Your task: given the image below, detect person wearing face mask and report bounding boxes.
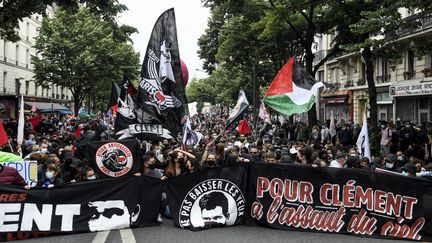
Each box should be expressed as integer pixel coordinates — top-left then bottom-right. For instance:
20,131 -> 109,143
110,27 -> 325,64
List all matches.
39,142 -> 49,154
134,154 -> 164,179
76,166 -> 98,182
401,163 -> 417,177
398,121 -> 415,153
380,121 -> 392,157
383,154 -> 402,173
36,163 -> 63,188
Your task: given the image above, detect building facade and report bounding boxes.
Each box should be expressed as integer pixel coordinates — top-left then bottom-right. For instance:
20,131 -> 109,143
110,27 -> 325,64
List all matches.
314,9 -> 432,125
0,6 -> 72,119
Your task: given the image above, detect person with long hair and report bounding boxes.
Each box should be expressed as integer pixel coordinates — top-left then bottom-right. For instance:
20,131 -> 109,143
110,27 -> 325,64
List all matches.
163,149 -> 195,178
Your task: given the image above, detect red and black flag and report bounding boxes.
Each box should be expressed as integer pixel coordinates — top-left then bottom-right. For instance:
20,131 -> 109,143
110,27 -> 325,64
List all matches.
114,77 -> 138,140
108,81 -> 121,116
136,8 -> 187,140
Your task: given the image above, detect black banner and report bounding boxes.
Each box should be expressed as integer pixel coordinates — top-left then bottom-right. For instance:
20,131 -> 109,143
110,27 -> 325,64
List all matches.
88,140 -> 142,178
166,164 -> 248,230
0,176 -> 163,241
246,163 -> 432,241
137,8 -> 187,140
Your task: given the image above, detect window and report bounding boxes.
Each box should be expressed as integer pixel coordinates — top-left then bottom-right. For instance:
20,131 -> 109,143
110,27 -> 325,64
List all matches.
15,78 -> 20,95
360,63 -> 366,82
2,72 -> 6,93
26,22 -> 30,41
26,49 -> 29,69
25,81 -> 29,95
318,70 -> 324,82
406,49 -> 415,79
3,41 -> 6,62
377,57 -> 390,83
428,53 -> 432,68
15,45 -> 19,66
348,64 -> 355,81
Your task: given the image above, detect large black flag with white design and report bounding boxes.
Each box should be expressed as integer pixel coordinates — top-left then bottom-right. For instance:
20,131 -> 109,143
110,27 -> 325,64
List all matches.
137,8 -> 187,140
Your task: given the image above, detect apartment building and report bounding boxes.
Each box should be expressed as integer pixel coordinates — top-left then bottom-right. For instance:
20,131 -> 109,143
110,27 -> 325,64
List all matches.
314,9 -> 432,125
0,6 -> 72,119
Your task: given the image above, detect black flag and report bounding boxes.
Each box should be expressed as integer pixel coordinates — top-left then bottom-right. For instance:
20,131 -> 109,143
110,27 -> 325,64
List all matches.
114,77 -> 138,140
137,8 -> 187,140
108,81 -> 121,114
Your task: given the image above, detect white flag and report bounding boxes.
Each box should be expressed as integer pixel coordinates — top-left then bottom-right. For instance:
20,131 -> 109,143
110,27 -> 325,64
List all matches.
17,95 -> 25,145
356,115 -> 371,160
330,110 -> 337,137
259,101 -> 271,124
188,102 -> 198,117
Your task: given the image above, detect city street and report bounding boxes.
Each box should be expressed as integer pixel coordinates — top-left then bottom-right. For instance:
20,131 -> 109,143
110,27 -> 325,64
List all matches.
14,220 -> 410,243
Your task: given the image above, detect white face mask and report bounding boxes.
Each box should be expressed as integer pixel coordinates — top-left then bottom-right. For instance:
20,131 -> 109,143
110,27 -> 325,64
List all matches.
385,162 -> 394,169
87,175 -> 96,180
401,171 -> 408,176
41,148 -> 48,154
46,171 -> 54,180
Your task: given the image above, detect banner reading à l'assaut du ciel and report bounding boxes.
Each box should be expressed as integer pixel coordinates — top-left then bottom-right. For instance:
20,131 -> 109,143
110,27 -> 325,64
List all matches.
246,163 -> 432,241
165,164 -> 248,231
0,176 -> 163,241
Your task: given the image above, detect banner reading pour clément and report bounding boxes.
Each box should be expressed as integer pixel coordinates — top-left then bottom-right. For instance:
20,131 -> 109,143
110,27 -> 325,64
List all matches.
247,163 -> 432,241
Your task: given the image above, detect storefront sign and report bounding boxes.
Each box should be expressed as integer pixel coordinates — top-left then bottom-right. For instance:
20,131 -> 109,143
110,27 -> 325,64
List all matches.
390,83 -> 432,97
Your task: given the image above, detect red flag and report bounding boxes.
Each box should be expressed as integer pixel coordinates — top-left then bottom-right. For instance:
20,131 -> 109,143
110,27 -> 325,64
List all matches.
236,118 -> 251,135
0,121 -> 8,147
28,115 -> 43,129
75,125 -> 81,139
111,104 -> 118,113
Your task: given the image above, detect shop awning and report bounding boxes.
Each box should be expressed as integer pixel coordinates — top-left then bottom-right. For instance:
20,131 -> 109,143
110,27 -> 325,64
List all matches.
24,102 -> 72,114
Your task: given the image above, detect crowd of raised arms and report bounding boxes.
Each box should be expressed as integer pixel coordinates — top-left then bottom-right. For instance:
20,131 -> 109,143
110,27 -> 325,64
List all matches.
1,111 -> 432,192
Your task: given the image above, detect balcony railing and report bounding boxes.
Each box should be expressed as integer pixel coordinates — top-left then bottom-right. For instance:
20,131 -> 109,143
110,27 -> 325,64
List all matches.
394,13 -> 432,38
376,74 -> 391,83
344,80 -> 354,88
357,78 -> 366,86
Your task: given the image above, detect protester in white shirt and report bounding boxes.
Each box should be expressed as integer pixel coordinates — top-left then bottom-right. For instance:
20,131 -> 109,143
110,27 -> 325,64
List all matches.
329,153 -> 348,168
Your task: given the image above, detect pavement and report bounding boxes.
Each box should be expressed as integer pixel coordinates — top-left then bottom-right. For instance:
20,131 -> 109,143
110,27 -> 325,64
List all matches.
11,220 -> 411,243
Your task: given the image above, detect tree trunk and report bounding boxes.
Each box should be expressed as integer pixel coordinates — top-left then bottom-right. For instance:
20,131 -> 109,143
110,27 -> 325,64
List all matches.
362,46 -> 379,156
73,93 -> 80,117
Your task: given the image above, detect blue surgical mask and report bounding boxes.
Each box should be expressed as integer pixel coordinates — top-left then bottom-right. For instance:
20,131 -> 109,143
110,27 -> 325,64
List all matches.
41,148 -> 48,154
46,171 -> 54,180
87,175 -> 96,180
401,171 -> 408,176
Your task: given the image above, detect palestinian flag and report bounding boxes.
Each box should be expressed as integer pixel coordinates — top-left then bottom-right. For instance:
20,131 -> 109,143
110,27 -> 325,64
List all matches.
264,57 -> 323,116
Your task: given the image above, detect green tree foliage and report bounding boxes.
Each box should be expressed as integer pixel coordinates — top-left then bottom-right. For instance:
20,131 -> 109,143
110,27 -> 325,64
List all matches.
32,7 -> 140,115
0,0 -> 136,42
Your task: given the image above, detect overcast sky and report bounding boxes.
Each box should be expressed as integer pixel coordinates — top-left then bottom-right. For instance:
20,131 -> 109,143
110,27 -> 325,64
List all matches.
117,0 -> 210,80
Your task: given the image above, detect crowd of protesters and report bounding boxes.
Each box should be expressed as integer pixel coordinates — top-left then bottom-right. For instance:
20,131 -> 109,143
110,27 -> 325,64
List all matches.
1,111 -> 432,193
